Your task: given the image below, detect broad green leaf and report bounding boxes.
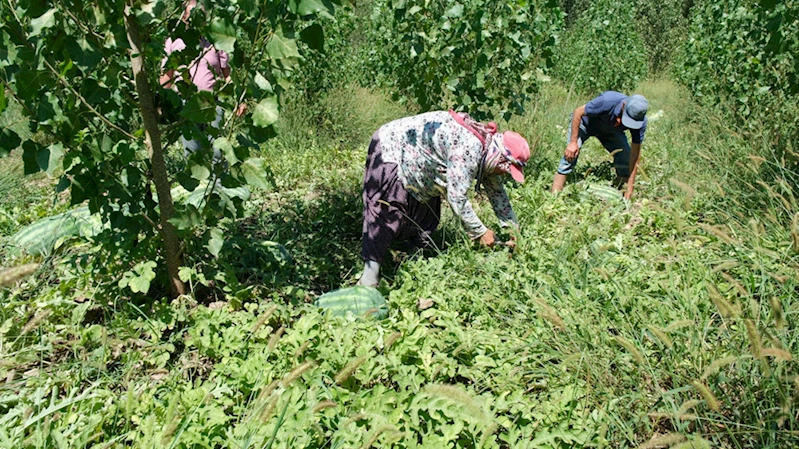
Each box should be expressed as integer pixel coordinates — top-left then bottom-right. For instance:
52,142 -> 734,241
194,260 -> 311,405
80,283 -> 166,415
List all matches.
66,37 -> 102,72
207,228 -> 224,257
445,3 -> 464,18
300,23 -> 324,52
0,128 -> 20,157
266,28 -> 300,60
239,158 -> 270,189
180,91 -> 217,123
209,18 -> 237,54
189,163 -> 211,181
213,137 -> 238,165
37,93 -> 65,125
290,0 -> 330,16
252,96 -> 279,128
22,141 -> 42,174
254,72 -> 272,92
38,143 -> 64,177
136,1 -> 166,26
30,9 -> 57,38
0,31 -> 19,68
169,205 -> 203,231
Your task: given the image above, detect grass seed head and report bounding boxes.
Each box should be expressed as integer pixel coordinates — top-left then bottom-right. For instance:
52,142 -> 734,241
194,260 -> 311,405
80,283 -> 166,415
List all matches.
384,331 -> 402,351
701,356 -> 738,380
335,354 -> 368,385
251,304 -> 279,333
761,347 -> 792,362
267,326 -> 286,352
21,309 -> 52,335
637,432 -> 685,449
646,325 -> 673,349
770,297 -> 785,329
294,340 -> 312,359
665,320 -> 694,332
282,361 -> 315,386
614,336 -> 645,365
312,400 -> 337,413
690,380 -> 720,412
0,263 -> 39,287
707,284 -> 740,318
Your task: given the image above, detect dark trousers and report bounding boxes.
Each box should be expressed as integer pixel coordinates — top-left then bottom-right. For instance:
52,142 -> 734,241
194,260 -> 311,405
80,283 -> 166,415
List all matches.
361,133 -> 441,263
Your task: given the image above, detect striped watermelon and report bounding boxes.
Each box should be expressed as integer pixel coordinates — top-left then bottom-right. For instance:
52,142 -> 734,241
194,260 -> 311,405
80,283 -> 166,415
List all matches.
8,206 -> 102,256
584,183 -> 624,202
315,286 -> 388,319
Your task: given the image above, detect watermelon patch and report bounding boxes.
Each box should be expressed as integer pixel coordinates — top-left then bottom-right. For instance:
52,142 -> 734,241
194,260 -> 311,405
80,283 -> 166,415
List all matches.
314,286 -> 388,320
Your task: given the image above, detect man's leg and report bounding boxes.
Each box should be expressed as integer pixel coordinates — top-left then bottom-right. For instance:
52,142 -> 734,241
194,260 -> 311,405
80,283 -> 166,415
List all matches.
597,132 -> 631,189
552,113 -> 588,193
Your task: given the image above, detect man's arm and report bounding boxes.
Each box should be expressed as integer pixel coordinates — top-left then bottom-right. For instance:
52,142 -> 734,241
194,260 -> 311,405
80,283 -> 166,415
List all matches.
625,143 -> 641,199
565,104 -> 586,162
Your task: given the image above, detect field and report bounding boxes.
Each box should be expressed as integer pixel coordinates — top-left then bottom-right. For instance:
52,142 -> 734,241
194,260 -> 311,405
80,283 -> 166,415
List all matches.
1,77 -> 797,448
1,1 -> 799,447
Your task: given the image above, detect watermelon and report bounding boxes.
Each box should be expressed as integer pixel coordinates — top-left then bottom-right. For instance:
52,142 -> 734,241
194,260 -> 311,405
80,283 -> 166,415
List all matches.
314,286 -> 388,319
8,206 -> 103,256
583,183 -> 624,202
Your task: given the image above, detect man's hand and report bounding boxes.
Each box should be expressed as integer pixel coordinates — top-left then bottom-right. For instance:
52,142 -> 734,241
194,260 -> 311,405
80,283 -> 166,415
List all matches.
478,229 -> 496,247
564,141 -> 580,162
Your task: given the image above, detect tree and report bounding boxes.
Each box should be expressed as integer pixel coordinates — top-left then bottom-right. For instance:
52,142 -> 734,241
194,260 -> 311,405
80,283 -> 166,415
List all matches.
0,0 -> 337,298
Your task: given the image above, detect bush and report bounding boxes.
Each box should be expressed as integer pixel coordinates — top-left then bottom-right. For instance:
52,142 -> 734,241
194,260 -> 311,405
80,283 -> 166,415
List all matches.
551,0 -> 648,95
675,0 -> 799,210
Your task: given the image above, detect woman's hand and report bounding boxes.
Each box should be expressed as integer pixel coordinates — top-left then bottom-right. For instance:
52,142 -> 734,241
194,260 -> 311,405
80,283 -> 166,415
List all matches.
478,229 -> 496,247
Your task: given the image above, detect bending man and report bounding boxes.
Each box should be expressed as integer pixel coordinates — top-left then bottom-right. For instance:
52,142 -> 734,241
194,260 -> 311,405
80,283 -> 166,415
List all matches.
552,91 -> 648,199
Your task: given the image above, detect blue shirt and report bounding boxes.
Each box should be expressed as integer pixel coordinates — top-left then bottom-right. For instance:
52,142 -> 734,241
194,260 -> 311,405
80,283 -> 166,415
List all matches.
582,91 -> 647,144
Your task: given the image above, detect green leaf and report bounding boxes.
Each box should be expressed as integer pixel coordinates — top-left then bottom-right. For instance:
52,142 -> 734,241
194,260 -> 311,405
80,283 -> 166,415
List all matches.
252,96 -> 279,128
207,228 -> 224,257
0,128 -> 20,157
300,24 -> 324,52
22,141 -> 42,174
180,91 -> 217,123
213,137 -> 238,165
136,1 -> 166,26
0,31 -> 19,69
66,37 -> 103,72
0,87 -> 5,115
209,18 -> 237,54
445,3 -> 464,18
266,28 -> 300,60
254,72 -> 272,92
37,93 -> 65,125
292,0 -> 331,16
38,143 -> 64,177
239,158 -> 270,189
120,261 -> 157,294
189,164 -> 211,181
30,9 -> 57,38
169,205 -> 202,230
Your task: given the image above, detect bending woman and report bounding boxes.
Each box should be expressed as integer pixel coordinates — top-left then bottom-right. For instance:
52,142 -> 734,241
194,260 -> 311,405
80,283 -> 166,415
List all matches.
358,110 -> 531,287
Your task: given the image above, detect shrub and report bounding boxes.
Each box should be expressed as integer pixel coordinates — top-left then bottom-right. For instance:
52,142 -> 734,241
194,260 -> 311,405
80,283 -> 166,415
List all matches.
551,0 -> 648,95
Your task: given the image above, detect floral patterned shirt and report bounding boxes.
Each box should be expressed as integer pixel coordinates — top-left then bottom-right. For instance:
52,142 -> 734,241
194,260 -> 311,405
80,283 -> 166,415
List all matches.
377,111 -> 518,239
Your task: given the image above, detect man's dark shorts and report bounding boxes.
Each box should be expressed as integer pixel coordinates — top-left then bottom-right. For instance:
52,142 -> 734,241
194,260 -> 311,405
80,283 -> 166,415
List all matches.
557,113 -> 631,177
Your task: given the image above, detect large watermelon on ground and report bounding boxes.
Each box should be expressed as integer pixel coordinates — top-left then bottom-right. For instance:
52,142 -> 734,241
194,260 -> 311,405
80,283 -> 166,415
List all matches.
314,286 -> 388,319
8,206 -> 102,256
583,183 -> 624,202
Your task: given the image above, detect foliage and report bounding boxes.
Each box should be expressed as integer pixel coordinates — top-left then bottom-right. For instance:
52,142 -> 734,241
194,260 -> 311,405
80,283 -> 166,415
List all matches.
2,80 -> 799,448
633,0 -> 690,73
0,0 -> 340,296
369,0 -> 562,120
675,0 -> 799,190
551,0 -> 648,95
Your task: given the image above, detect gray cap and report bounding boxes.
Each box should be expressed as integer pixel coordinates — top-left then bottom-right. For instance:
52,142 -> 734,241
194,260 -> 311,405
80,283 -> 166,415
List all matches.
621,94 -> 648,130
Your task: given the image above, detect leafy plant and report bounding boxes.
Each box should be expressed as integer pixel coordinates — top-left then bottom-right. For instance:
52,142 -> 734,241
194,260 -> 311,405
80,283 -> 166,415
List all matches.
370,0 -> 562,120
0,0 -> 340,297
551,0 -> 648,95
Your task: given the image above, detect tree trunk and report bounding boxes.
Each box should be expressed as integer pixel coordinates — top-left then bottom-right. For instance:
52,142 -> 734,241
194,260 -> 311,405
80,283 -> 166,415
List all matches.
125,12 -> 186,298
